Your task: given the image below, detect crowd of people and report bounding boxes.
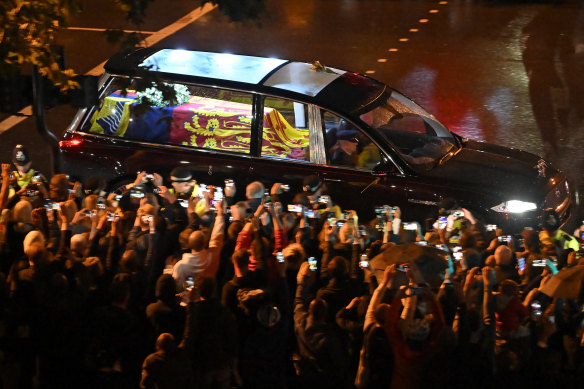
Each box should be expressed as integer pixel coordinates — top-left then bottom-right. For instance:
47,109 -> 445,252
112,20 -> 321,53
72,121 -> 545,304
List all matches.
1,144 -> 584,389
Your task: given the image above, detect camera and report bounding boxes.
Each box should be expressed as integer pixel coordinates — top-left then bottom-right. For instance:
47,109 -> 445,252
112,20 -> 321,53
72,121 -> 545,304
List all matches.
308,257 -> 317,271
497,235 -> 512,243
107,212 -> 119,222
486,224 -> 497,231
97,197 -> 106,210
225,179 -> 234,188
145,173 -> 154,181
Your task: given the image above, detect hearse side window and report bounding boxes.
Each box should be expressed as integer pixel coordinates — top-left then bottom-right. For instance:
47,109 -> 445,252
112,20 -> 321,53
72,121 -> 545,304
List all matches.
82,78 -> 254,154
323,111 -> 382,171
260,97 -> 310,162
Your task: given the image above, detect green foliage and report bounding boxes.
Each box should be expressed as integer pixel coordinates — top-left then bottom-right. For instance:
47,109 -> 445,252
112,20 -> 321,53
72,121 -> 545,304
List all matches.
0,0 -> 264,103
0,0 -> 82,90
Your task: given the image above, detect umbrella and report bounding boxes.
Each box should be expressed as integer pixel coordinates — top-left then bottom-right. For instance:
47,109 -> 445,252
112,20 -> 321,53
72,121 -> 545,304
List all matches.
369,243 -> 450,288
539,265 -> 584,300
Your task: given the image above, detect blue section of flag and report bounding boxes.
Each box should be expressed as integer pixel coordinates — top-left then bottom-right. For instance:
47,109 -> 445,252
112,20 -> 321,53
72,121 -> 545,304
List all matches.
96,100 -> 126,135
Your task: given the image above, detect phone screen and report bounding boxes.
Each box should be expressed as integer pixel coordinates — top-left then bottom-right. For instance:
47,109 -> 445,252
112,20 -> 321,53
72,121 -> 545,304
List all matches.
276,251 -> 285,263
308,257 -> 317,271
438,217 -> 447,229
518,257 -> 526,271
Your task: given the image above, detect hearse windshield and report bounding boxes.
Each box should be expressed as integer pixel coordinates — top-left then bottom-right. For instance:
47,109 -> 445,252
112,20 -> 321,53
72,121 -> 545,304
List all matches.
360,90 -> 459,170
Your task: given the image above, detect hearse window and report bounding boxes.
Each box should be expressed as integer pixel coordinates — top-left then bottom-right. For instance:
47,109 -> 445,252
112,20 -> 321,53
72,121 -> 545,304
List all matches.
83,79 -> 254,154
260,97 -> 310,162
323,112 -> 382,170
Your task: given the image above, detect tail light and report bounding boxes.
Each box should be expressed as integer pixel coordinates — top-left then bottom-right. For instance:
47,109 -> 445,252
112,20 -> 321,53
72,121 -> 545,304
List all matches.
59,138 -> 82,148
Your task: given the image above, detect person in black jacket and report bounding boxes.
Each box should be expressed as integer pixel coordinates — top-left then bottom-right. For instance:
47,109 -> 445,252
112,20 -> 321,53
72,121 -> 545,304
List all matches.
181,274 -> 238,389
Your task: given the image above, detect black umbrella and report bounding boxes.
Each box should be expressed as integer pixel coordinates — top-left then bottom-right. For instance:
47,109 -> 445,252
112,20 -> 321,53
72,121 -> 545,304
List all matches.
369,243 -> 450,288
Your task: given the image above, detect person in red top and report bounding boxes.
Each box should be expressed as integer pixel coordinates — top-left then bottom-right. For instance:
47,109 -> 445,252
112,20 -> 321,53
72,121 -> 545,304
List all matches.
495,279 -> 530,338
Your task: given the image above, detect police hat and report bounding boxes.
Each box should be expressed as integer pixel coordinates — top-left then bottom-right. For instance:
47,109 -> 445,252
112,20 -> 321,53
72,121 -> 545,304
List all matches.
12,144 -> 30,166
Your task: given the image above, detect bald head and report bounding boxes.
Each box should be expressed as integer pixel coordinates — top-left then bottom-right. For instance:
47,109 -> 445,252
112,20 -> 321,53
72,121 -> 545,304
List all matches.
188,230 -> 206,252
495,245 -> 513,266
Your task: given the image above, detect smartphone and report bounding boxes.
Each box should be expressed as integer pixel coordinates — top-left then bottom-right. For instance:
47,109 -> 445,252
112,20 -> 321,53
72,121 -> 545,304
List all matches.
486,224 -> 497,231
452,210 -> 464,218
198,184 -> 207,198
145,173 -> 154,181
533,259 -> 547,267
114,194 -> 123,202
44,200 -> 53,209
336,221 -> 345,228
518,257 -> 526,271
130,189 -> 145,199
453,252 -> 464,261
498,235 -> 512,243
185,276 -> 194,291
106,212 -> 117,221
97,197 -> 106,210
214,187 -> 223,202
276,251 -> 285,263
415,241 -> 428,246
305,210 -> 316,218
308,257 -> 317,271
396,264 -> 409,272
52,202 -> 61,211
531,301 -> 542,316
359,253 -> 368,268
288,204 -> 302,213
403,222 -> 417,231
434,244 -> 448,251
225,179 -> 234,188
452,246 -> 462,253
178,199 -> 189,208
327,217 -> 337,226
318,195 -> 330,204
438,216 -> 447,229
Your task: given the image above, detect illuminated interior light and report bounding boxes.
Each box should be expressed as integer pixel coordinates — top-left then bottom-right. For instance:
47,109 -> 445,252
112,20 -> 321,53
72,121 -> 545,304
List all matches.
429,9 -> 439,13
419,19 -> 429,23
377,58 -> 387,63
388,48 -> 399,52
365,70 -> 376,74
410,28 -> 419,32
399,38 -> 409,42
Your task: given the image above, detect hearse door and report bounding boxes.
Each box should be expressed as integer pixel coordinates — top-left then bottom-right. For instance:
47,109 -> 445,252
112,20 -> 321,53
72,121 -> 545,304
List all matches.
247,96 -> 320,199
317,110 -> 410,223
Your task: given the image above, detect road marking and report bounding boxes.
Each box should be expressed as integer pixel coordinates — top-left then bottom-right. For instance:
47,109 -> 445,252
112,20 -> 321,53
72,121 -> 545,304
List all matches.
65,27 -> 155,34
0,2 -> 217,134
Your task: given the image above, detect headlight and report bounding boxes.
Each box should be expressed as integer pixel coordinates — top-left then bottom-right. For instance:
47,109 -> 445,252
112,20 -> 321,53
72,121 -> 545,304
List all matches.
491,200 -> 537,213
